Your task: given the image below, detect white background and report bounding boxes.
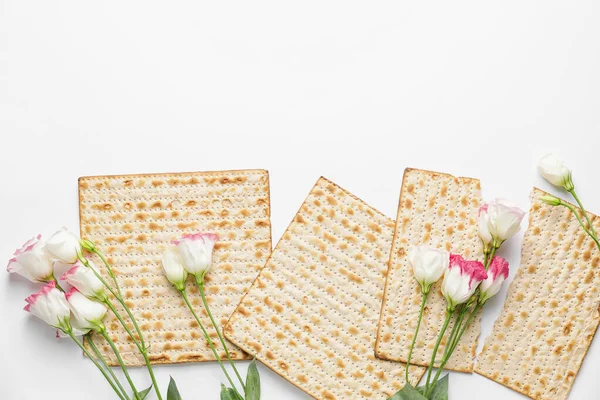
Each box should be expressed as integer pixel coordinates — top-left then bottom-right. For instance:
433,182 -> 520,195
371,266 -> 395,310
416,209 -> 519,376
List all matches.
1,1 -> 599,399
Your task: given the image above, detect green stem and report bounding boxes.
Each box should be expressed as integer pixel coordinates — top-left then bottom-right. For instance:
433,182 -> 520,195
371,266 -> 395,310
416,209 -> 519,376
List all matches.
93,249 -> 125,299
87,334 -> 131,400
50,274 -> 66,292
180,288 -> 242,398
485,247 -> 497,269
561,203 -> 600,251
100,329 -> 140,400
405,293 -> 428,383
424,310 -> 454,393
442,305 -> 464,361
569,189 -> 598,238
196,276 -> 246,391
80,254 -> 163,400
428,303 -> 482,395
68,331 -> 127,400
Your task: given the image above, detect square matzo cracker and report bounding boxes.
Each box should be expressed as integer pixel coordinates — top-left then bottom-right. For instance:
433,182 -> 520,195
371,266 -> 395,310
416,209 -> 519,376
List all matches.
475,188 -> 600,400
79,169 -> 271,365
376,168 -> 483,372
224,177 -> 425,400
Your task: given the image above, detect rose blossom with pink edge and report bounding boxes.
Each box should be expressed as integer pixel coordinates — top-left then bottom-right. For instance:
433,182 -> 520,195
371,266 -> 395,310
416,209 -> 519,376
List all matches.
441,254 -> 487,311
173,232 -> 219,277
479,199 -> 526,249
61,260 -> 106,301
24,281 -> 71,331
479,256 -> 510,303
7,234 -> 55,283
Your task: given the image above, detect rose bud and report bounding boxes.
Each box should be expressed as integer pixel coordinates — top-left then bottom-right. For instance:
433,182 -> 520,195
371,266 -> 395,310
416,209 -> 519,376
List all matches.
7,235 -> 55,283
479,199 -> 526,248
479,256 -> 510,303
408,246 -> 448,294
24,281 -> 71,332
441,254 -> 487,312
45,227 -> 82,264
66,288 -> 107,333
173,233 -> 219,277
540,194 -> 562,206
161,248 -> 188,291
538,154 -> 574,191
61,260 -> 106,301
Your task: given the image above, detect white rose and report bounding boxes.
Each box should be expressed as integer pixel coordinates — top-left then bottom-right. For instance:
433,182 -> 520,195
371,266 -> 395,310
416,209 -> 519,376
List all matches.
538,154 -> 574,191
173,233 -> 219,278
45,227 -> 82,264
408,246 -> 448,294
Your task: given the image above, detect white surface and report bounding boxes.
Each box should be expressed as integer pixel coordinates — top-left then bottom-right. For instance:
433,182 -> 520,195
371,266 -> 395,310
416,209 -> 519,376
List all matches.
1,1 -> 599,399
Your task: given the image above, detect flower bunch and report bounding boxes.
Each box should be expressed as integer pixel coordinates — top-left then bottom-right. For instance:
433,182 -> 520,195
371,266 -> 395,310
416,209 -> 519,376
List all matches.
538,154 -> 599,251
7,229 -> 165,400
162,233 -> 261,400
397,198 -> 524,399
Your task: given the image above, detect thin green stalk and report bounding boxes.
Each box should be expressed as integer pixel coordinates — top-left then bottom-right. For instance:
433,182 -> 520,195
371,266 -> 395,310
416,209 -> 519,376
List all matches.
196,276 -> 246,391
50,274 -> 66,292
424,310 -> 454,393
87,334 -> 130,400
93,248 -> 125,299
68,331 -> 127,400
442,305 -> 464,361
485,247 -> 497,269
569,189 -> 598,238
100,329 -> 140,400
428,303 -> 482,394
405,293 -> 428,383
180,289 -> 242,398
561,203 -> 600,250
80,255 -> 163,400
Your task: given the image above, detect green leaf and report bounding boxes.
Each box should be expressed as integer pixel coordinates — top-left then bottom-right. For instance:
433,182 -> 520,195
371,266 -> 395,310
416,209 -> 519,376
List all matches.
137,385 -> 153,400
244,359 -> 261,400
388,383 -> 428,400
167,376 -> 182,400
220,384 -> 243,400
429,374 -> 449,400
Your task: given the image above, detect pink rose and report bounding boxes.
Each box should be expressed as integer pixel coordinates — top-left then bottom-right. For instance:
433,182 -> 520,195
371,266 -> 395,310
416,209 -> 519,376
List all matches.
479,256 -> 509,303
441,254 -> 487,311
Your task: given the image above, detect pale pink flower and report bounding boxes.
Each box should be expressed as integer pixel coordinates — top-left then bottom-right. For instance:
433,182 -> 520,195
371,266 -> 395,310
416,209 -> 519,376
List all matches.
24,281 -> 71,331
172,233 -> 219,277
7,235 -> 54,282
61,261 -> 106,301
479,199 -> 526,248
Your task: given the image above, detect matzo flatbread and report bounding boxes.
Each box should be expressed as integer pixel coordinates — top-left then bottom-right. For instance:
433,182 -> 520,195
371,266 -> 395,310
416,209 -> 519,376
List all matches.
224,177 -> 425,399
78,169 -> 271,365
376,168 -> 483,372
475,188 -> 600,400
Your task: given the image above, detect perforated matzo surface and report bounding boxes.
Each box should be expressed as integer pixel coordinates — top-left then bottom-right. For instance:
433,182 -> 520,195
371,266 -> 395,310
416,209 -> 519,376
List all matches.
224,177 -> 425,400
78,169 -> 271,365
475,188 -> 600,400
376,168 -> 483,372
